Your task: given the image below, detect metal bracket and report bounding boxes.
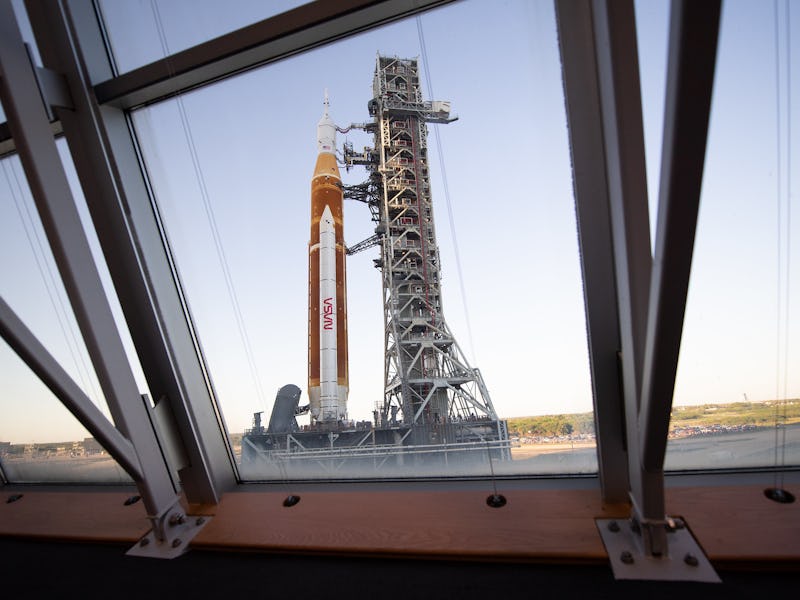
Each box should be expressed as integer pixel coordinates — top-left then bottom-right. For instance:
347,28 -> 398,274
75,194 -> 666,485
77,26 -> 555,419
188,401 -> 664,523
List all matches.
25,44 -> 73,121
144,394 -> 190,475
597,517 -> 720,582
127,505 -> 211,559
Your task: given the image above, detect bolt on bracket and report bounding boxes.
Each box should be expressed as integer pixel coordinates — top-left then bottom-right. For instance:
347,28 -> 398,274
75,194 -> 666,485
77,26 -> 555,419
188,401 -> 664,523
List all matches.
127,507 -> 211,559
596,517 -> 720,582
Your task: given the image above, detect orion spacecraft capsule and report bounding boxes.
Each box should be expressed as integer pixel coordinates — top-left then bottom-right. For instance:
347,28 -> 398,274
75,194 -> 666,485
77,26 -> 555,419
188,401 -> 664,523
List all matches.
308,93 -> 349,423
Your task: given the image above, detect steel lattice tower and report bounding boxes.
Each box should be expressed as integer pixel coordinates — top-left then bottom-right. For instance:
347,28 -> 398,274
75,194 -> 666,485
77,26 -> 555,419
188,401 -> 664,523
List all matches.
345,56 -> 506,448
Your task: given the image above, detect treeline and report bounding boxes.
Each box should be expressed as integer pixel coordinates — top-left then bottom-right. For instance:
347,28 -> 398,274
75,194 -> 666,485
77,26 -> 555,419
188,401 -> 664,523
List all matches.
506,399 -> 800,438
670,400 -> 800,427
506,412 -> 595,438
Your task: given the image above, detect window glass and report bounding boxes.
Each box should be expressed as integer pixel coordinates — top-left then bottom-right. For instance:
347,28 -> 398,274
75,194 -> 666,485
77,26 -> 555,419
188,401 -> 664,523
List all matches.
0,150 -> 134,483
129,0 -> 596,480
661,0 -> 800,470
96,0 -> 312,74
0,340 -> 131,483
634,0 -> 669,250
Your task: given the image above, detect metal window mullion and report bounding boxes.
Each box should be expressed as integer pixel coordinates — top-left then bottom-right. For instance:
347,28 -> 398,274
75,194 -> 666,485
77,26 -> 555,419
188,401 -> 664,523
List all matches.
554,0 -> 629,503
93,0 -> 456,110
587,0 -> 721,560
591,0 -> 653,402
0,0 -> 177,517
0,446 -> 7,484
590,0 -> 656,527
22,0 -> 237,502
638,0 -> 721,471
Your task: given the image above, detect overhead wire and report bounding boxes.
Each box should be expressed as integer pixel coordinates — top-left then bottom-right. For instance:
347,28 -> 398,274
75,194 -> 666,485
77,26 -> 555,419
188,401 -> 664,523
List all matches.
1,158 -> 102,408
781,0 -> 792,476
772,0 -> 792,490
772,0 -> 783,489
149,1 -> 268,414
778,0 -> 792,488
416,15 -> 478,366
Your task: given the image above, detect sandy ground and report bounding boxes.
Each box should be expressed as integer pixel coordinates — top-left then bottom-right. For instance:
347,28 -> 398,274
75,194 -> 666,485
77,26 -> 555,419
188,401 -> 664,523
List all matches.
4,426 -> 798,482
511,441 -> 596,458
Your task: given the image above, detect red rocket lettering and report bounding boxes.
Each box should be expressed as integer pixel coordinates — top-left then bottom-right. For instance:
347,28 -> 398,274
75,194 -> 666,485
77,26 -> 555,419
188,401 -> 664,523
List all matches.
323,297 -> 334,330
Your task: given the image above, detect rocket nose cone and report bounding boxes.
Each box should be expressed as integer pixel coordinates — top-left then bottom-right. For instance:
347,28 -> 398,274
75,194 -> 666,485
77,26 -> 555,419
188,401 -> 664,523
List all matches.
320,203 -> 334,226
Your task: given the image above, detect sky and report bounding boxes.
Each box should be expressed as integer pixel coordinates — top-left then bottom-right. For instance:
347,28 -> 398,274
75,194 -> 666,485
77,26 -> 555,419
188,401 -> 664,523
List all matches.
0,0 -> 798,445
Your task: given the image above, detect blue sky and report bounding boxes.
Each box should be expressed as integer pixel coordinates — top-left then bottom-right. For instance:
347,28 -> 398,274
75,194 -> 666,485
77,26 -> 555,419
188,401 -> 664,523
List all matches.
1,0 -> 798,444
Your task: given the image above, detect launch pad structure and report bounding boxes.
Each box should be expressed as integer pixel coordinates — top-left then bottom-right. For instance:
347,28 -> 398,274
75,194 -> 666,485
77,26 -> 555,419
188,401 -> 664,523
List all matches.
242,56 -> 509,474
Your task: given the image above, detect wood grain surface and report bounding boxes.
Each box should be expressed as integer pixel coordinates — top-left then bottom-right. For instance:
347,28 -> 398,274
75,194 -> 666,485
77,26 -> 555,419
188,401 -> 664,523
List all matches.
0,490 -> 148,542
1,484 -> 797,564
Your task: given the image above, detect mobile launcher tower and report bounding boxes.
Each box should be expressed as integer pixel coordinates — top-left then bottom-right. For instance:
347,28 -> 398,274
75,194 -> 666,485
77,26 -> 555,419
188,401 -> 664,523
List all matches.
344,55 -> 508,454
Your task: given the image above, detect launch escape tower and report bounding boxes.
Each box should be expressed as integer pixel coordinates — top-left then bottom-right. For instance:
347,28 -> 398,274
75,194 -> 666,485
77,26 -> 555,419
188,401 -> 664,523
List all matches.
344,56 -> 507,449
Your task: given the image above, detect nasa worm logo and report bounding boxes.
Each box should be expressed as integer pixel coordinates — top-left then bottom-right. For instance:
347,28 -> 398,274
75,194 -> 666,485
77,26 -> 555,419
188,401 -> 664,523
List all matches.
323,297 -> 335,330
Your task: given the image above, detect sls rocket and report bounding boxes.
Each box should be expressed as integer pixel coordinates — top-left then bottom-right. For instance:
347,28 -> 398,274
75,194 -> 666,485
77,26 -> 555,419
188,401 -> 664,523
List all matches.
308,92 -> 348,423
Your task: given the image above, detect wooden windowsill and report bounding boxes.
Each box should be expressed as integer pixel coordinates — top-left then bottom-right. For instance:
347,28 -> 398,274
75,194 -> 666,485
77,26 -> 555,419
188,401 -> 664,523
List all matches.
1,480 -> 797,566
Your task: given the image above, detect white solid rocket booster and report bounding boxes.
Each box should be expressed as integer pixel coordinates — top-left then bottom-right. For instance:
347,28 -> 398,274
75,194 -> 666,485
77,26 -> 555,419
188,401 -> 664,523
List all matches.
318,204 -> 339,420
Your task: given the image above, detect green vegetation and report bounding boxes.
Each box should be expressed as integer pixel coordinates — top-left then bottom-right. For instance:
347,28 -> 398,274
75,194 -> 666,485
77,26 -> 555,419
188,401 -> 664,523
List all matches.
670,400 -> 800,428
507,411 -> 595,438
506,399 -> 800,438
